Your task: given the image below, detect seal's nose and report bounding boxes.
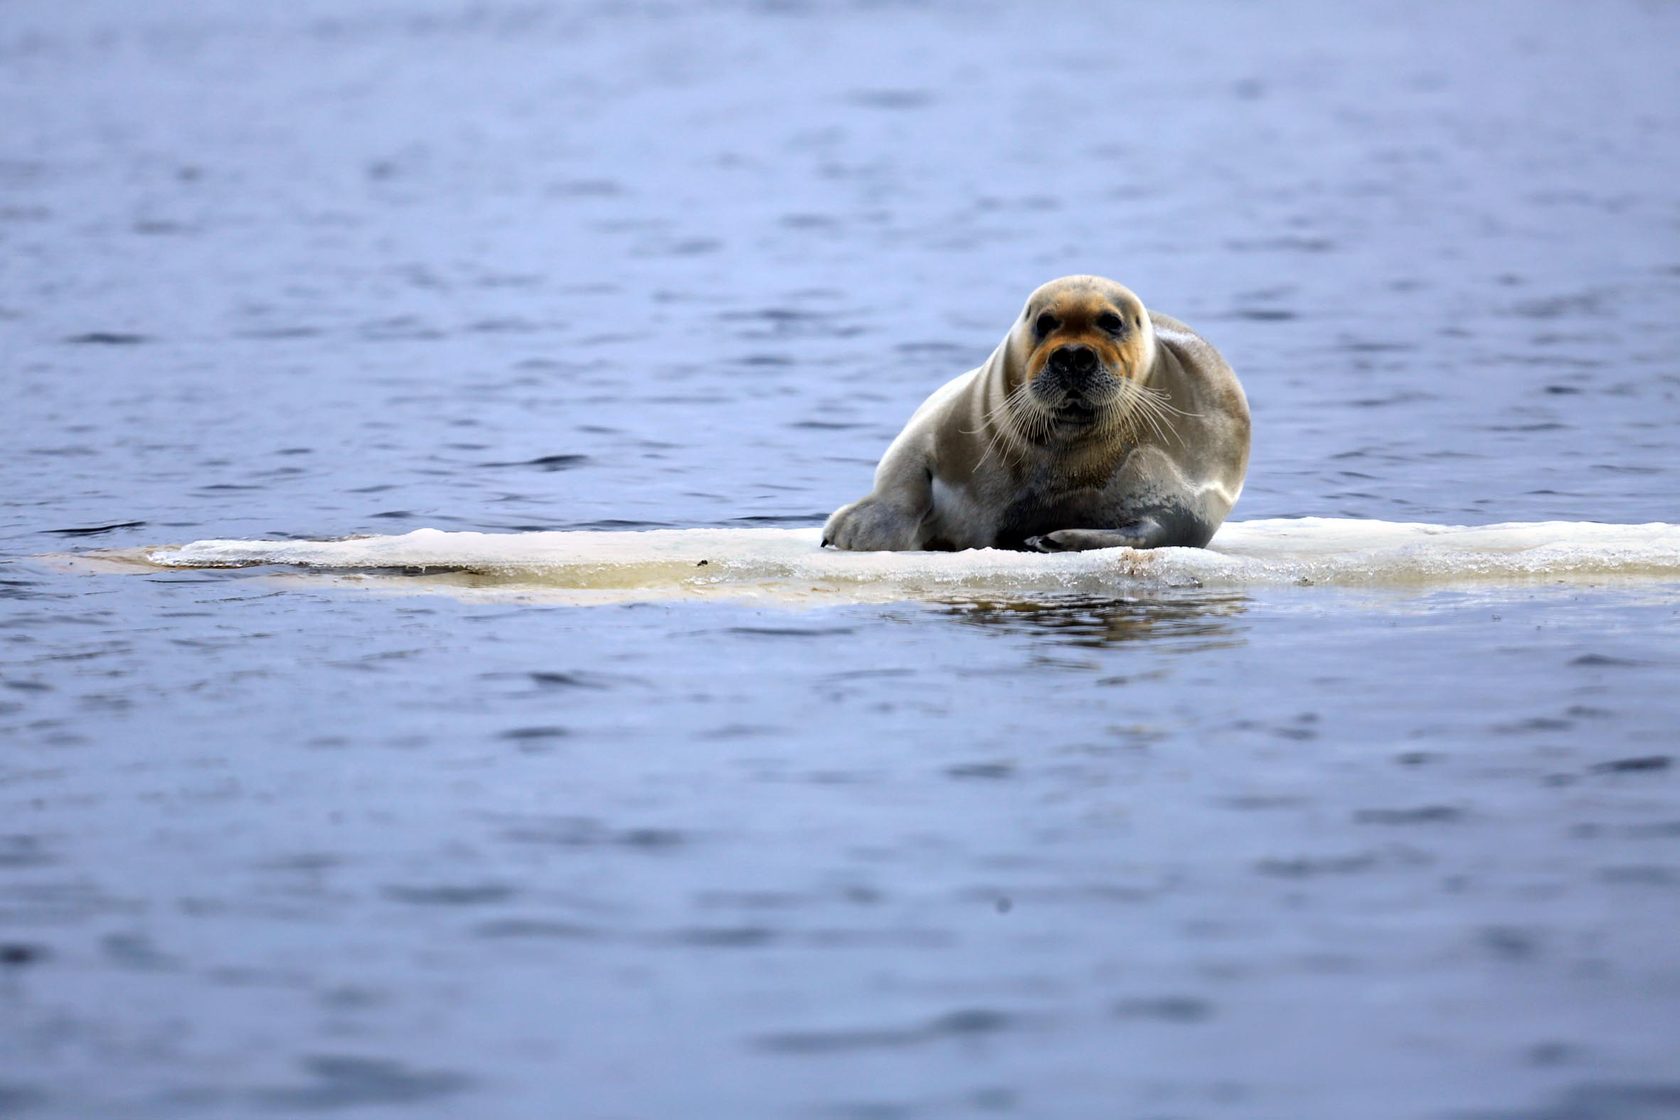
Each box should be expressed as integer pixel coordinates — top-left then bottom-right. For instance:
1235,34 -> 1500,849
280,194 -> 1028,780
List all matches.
1048,345 -> 1097,376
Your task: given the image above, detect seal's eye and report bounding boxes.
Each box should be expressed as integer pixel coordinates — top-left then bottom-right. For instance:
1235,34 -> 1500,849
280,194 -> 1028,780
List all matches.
1097,312 -> 1125,334
1034,312 -> 1059,339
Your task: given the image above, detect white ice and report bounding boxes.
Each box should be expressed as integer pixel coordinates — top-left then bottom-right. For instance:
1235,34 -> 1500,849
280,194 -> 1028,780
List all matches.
130,518 -> 1680,605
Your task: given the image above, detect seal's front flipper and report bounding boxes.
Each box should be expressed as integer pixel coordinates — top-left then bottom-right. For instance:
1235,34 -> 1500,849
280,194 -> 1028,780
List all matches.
1026,519 -> 1167,553
822,496 -> 928,551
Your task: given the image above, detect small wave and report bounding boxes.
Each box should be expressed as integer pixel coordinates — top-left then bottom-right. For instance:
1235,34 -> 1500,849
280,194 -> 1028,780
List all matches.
98,518 -> 1680,604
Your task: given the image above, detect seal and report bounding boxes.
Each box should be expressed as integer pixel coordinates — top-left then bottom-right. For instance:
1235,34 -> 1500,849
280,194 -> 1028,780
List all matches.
822,275 -> 1250,552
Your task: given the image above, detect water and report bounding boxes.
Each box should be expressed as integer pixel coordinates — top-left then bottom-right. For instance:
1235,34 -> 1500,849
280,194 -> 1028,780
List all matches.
4,1 -> 1680,1117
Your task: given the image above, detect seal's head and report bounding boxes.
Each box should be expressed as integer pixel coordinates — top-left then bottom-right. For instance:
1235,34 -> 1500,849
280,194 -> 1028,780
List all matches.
1007,275 -> 1158,430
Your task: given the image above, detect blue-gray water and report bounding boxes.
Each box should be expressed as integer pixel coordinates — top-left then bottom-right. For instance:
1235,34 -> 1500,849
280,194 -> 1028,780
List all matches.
3,2 -> 1679,1118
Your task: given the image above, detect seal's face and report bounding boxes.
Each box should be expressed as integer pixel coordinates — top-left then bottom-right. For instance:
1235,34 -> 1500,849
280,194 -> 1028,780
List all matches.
1013,277 -> 1155,432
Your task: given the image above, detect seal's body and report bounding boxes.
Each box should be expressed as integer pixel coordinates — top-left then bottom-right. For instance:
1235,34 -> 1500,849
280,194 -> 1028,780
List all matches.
823,276 -> 1250,552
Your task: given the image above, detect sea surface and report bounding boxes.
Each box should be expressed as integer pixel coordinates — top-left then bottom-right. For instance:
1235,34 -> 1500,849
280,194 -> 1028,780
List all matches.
4,2 -> 1680,1118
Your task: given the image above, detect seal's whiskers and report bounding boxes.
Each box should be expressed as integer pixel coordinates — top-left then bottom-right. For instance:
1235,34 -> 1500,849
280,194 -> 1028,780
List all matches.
1111,379 -> 1195,448
970,382 -> 1034,475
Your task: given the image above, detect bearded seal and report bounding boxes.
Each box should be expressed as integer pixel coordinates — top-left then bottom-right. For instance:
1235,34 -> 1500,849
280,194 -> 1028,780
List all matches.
822,275 -> 1250,552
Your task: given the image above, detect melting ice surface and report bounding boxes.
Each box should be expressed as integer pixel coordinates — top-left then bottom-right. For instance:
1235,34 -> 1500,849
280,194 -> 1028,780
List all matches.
132,518 -> 1680,604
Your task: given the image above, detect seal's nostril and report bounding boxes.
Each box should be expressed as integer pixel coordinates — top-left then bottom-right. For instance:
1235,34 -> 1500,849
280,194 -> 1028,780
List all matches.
1050,345 -> 1096,376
